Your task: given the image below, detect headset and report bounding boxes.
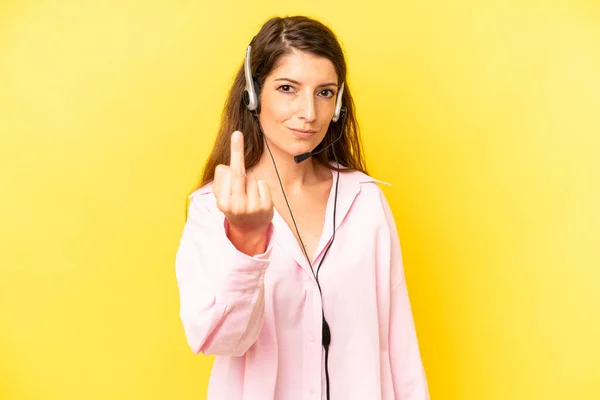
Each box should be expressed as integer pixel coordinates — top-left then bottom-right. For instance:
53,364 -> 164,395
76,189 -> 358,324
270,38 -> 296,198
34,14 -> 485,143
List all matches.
243,44 -> 347,163
242,41 -> 348,400
243,45 -> 345,120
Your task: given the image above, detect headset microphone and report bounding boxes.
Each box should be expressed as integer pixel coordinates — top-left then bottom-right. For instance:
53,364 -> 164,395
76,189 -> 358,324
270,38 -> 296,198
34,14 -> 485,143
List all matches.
293,106 -> 347,163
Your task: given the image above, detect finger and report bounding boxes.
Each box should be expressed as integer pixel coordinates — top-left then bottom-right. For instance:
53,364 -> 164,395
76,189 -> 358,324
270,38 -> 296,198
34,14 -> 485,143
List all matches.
213,164 -> 224,198
230,166 -> 245,200
216,166 -> 232,211
246,176 -> 259,211
257,180 -> 273,210
230,131 -> 245,176
230,131 -> 246,199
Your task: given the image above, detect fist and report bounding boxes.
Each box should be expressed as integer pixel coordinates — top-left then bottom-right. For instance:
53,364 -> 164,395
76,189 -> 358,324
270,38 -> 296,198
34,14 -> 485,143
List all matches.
213,131 -> 274,236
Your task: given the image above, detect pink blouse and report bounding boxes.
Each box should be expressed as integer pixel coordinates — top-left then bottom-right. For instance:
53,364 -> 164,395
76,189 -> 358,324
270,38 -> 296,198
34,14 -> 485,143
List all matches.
175,168 -> 430,399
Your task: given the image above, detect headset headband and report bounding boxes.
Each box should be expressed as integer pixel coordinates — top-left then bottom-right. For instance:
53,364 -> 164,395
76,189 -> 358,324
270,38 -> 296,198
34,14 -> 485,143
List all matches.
243,44 -> 344,122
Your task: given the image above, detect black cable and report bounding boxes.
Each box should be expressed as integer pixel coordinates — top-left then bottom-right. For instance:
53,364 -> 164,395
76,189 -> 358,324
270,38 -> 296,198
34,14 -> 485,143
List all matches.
255,114 -> 342,400
320,145 -> 339,400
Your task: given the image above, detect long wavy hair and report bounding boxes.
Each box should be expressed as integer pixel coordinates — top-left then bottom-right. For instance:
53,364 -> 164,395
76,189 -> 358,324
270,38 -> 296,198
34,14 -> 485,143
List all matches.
198,15 -> 368,187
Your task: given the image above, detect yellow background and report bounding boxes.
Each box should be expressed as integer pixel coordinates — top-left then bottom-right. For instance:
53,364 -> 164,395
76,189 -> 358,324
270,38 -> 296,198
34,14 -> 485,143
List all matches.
1,0 -> 599,399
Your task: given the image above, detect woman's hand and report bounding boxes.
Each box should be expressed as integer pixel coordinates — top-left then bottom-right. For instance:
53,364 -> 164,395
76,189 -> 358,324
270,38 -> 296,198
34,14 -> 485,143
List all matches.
213,131 -> 274,254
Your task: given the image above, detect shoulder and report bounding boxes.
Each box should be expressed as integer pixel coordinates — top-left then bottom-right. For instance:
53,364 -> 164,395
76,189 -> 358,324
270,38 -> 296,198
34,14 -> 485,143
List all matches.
337,166 -> 392,199
184,181 -> 220,221
185,165 -> 393,210
333,165 -> 395,223
188,181 -> 215,199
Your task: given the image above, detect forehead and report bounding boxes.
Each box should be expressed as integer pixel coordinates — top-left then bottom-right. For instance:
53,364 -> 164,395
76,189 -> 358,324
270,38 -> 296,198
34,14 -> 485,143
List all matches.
267,50 -> 338,84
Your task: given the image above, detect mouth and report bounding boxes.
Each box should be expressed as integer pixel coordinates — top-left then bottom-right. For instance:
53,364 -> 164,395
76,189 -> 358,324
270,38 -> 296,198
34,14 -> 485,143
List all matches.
288,127 -> 318,139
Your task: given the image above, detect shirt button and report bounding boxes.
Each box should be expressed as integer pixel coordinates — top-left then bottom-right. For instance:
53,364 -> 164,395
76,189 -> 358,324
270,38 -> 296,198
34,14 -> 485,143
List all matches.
309,333 -> 317,342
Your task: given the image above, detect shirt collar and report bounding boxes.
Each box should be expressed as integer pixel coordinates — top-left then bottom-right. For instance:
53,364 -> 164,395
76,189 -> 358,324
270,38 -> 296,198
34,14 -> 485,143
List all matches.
186,166 -> 390,272
188,165 -> 390,199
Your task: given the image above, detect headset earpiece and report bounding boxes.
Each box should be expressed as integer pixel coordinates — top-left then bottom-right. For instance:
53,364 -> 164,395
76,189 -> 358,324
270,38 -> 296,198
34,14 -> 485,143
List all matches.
243,45 -> 260,114
332,82 -> 345,122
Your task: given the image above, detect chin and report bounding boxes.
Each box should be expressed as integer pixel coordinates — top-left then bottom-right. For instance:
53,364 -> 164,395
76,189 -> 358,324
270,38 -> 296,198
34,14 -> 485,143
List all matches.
289,134 -> 326,151
283,144 -> 312,160
265,128 -> 325,159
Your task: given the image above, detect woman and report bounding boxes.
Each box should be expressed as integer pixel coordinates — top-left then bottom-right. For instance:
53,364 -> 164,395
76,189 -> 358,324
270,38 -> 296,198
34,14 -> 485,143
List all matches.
175,15 -> 430,400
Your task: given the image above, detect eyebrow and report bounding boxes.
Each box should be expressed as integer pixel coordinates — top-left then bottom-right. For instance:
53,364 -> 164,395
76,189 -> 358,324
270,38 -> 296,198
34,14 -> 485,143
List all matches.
274,78 -> 338,88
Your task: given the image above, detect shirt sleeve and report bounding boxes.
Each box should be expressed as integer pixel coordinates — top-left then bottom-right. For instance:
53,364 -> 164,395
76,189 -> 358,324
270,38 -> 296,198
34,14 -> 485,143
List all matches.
175,193 -> 275,357
379,190 -> 430,399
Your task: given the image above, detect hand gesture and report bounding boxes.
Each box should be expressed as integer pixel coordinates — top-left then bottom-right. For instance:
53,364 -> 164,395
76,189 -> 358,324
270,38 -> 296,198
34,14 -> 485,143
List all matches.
213,131 -> 274,237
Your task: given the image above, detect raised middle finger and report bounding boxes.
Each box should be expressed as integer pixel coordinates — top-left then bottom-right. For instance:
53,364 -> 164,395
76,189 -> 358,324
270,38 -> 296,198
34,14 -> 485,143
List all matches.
230,131 -> 246,197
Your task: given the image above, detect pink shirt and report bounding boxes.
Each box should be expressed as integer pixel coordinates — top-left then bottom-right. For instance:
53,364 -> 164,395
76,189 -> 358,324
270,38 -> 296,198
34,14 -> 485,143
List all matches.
175,168 -> 430,399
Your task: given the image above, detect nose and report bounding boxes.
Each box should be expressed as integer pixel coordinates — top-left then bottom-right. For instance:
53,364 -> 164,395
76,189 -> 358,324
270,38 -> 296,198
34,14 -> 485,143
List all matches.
297,90 -> 317,122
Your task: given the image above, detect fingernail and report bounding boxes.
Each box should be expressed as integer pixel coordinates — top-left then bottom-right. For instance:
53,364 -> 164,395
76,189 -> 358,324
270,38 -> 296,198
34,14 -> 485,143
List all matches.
233,131 -> 241,140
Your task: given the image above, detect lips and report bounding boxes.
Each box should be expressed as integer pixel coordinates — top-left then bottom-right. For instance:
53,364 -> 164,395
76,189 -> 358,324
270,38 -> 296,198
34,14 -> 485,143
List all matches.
288,128 -> 318,139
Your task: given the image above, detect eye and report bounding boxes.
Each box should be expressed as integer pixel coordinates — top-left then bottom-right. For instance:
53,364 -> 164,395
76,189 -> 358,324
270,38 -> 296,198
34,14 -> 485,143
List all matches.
319,89 -> 335,98
277,85 -> 294,93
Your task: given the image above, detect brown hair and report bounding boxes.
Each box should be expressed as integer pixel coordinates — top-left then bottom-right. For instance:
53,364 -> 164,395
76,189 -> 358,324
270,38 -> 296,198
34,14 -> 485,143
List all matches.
198,15 -> 368,187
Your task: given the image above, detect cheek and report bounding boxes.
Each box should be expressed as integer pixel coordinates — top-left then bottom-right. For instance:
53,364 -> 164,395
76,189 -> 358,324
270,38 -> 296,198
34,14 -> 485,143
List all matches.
317,104 -> 335,129
261,94 -> 292,121
319,106 -> 334,123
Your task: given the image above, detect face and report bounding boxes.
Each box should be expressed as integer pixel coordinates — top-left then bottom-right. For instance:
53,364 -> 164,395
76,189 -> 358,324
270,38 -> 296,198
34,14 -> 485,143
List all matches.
258,49 -> 340,161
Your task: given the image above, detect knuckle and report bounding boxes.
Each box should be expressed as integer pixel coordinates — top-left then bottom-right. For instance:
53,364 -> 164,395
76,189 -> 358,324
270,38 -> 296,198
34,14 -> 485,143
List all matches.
246,203 -> 257,214
215,164 -> 230,176
231,200 -> 246,215
216,201 -> 227,212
